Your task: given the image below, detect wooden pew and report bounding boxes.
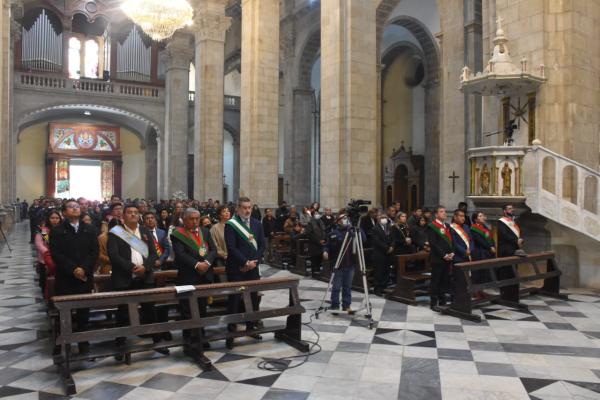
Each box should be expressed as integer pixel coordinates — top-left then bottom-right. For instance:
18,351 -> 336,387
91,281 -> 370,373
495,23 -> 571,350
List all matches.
52,276 -> 308,395
385,252 -> 431,305
445,252 -> 566,322
291,238 -> 310,276
269,233 -> 293,269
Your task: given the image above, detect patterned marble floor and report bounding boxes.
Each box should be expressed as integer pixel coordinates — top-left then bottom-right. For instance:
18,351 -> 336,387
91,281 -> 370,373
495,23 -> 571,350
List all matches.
1,222 -> 600,400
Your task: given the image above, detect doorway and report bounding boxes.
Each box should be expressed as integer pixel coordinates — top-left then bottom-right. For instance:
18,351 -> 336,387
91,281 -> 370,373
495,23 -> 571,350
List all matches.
68,159 -> 102,200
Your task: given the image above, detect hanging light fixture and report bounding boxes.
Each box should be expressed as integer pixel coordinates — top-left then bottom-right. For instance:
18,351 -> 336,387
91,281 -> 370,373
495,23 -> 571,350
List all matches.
121,0 -> 194,42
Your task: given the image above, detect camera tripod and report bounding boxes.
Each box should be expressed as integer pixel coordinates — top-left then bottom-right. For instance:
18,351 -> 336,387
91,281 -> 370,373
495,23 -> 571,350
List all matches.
315,225 -> 374,329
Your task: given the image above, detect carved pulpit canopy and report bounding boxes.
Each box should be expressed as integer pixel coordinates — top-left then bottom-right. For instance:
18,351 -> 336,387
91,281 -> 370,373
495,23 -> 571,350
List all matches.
460,16 -> 546,97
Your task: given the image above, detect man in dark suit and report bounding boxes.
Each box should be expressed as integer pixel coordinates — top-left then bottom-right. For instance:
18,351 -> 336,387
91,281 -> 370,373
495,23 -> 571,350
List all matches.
427,206 -> 454,311
107,204 -> 168,355
369,211 -> 395,296
450,209 -> 474,264
50,199 -> 99,354
224,197 -> 266,348
497,204 -> 523,257
304,211 -> 328,277
171,208 -> 217,347
143,212 -> 171,270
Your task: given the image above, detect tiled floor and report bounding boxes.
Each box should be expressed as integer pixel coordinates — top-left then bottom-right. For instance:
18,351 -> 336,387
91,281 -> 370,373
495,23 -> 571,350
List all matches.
1,222 -> 600,399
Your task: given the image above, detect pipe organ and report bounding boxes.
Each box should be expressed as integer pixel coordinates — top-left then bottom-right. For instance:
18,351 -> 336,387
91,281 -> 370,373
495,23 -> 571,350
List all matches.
21,9 -> 63,73
116,26 -> 151,82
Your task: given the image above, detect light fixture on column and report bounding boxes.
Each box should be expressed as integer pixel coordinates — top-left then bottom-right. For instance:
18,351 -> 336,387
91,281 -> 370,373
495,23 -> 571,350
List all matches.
121,0 -> 194,42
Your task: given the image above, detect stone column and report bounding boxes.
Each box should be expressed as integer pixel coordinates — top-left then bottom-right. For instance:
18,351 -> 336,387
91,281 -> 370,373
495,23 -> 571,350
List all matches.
192,0 -> 231,202
161,33 -> 193,199
0,0 -> 12,204
463,0 -> 483,195
320,0 -> 378,208
291,88 -> 313,205
239,0 -> 279,208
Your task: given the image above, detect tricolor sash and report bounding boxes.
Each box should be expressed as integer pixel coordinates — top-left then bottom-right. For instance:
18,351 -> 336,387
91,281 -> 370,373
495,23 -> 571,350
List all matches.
153,237 -> 163,257
226,216 -> 258,250
499,217 -> 520,239
471,223 -> 494,246
171,227 -> 208,257
451,223 -> 471,252
428,220 -> 452,246
110,225 -> 149,258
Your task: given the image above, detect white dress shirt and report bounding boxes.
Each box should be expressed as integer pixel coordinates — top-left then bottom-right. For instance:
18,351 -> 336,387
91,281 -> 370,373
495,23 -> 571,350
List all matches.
124,224 -> 144,266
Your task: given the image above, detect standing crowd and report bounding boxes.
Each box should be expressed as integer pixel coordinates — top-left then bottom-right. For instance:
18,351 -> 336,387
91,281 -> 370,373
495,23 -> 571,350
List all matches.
25,194 -> 524,356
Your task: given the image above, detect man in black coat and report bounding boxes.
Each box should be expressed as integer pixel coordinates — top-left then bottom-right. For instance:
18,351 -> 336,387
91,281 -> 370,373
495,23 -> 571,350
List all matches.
224,197 -> 266,348
304,212 -> 328,277
426,206 -> 454,311
171,208 -> 217,303
107,204 -> 167,355
50,199 -> 99,354
369,211 -> 395,296
497,204 -> 523,257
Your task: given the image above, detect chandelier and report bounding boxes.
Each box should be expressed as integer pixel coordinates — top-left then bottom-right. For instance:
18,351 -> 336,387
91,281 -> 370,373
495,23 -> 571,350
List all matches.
121,0 -> 194,42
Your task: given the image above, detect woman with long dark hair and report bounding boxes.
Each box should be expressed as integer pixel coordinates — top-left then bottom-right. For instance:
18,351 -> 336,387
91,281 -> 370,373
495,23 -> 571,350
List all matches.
34,210 -> 62,299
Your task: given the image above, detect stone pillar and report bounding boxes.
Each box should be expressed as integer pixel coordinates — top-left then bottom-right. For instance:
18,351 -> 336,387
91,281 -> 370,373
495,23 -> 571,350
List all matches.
320,0 -> 378,208
145,128 -> 158,200
192,0 -> 231,202
291,88 -> 313,205
463,0 -> 483,195
438,0 -> 466,207
424,80 -> 441,207
161,33 -> 193,199
239,0 -> 279,207
0,0 -> 12,204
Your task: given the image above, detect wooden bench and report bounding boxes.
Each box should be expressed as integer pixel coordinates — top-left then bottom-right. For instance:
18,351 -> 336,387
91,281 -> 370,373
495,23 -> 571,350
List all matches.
385,252 -> 431,305
445,252 -> 566,322
291,238 -> 310,276
52,276 -> 308,395
269,233 -> 293,268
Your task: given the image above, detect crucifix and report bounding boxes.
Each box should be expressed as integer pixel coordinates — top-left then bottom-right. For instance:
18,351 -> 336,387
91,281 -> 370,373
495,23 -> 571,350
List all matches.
284,180 -> 290,196
448,171 -> 459,193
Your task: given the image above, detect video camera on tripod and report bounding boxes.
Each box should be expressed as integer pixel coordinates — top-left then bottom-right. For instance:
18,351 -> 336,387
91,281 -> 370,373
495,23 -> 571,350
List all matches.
346,199 -> 371,226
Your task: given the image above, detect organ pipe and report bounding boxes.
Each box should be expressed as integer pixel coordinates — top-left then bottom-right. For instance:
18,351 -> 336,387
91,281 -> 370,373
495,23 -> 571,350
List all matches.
22,9 -> 62,72
117,25 -> 151,82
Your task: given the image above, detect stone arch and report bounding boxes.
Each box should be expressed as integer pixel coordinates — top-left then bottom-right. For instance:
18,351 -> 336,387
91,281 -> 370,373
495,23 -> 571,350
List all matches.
387,15 -> 440,85
380,17 -> 441,207
16,103 -> 163,146
295,27 -> 320,89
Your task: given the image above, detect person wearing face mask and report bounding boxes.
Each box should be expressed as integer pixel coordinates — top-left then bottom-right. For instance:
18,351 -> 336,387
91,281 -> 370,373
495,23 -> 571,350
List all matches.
304,208 -> 329,278
369,211 -> 395,296
326,213 -> 366,312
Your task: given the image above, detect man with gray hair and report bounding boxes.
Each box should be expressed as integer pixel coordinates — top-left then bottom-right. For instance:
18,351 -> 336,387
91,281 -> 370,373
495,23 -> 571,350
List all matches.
171,207 -> 217,345
224,197 -> 266,348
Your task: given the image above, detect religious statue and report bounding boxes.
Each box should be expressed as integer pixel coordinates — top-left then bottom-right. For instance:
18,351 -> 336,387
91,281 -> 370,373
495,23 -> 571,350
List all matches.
501,162 -> 512,196
480,163 -> 490,195
461,66 -> 470,82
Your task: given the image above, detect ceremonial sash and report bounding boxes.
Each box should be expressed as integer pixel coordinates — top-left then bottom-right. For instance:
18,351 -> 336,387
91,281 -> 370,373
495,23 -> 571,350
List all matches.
451,223 -> 471,251
171,227 -> 208,257
471,223 -> 494,246
110,225 -> 149,258
153,237 -> 163,257
428,220 -> 452,246
499,217 -> 520,239
226,216 -> 258,250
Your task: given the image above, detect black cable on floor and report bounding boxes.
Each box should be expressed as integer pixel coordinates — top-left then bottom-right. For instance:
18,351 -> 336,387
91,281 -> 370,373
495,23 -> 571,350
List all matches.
256,312 -> 322,372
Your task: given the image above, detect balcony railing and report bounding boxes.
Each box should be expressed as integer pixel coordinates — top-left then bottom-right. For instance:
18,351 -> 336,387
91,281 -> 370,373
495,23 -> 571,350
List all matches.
188,91 -> 240,111
16,72 -> 163,101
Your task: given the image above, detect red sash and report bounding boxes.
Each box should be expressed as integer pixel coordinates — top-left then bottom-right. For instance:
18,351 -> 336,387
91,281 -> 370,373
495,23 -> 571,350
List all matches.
430,219 -> 453,245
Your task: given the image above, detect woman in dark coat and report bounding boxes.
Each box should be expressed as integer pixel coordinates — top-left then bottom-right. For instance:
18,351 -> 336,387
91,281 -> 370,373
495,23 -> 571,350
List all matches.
470,211 -> 496,292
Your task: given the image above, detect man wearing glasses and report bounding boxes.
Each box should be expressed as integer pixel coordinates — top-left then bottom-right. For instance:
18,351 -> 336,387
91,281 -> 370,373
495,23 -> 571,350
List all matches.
50,199 -> 99,355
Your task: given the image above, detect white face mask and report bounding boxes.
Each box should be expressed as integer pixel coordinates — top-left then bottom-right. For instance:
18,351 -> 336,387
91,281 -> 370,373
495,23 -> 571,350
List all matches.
380,218 -> 388,226
341,218 -> 349,226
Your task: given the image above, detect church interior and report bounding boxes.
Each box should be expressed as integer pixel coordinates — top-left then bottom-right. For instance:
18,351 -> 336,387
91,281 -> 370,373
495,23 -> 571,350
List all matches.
0,0 -> 599,399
